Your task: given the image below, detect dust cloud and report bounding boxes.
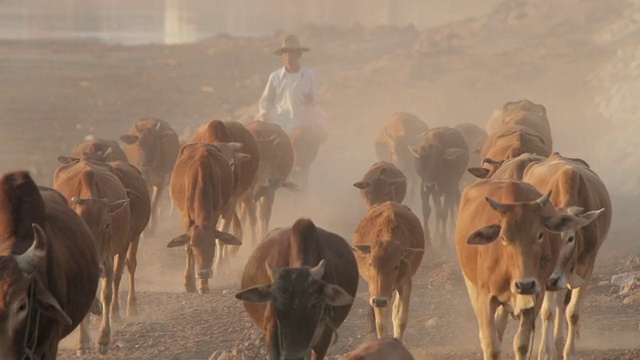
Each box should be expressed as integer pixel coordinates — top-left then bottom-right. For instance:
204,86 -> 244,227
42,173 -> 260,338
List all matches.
2,0 -> 640,359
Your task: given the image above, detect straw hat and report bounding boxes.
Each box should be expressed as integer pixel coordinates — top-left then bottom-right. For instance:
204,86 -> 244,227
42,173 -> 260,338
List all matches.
273,35 -> 310,55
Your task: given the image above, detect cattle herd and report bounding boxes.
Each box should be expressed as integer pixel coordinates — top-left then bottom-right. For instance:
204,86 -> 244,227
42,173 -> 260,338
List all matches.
0,99 -> 612,360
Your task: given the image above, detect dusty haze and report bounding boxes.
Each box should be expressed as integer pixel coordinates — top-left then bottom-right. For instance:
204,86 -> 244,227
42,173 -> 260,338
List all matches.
1,0 -> 639,359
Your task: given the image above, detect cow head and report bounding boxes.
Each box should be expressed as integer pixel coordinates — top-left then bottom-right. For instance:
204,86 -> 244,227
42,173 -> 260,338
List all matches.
353,177 -> 406,207
0,224 -> 71,360
167,224 -> 241,294
69,196 -> 129,260
352,240 -> 422,308
384,131 -> 423,176
546,207 -> 604,290
235,260 -> 353,359
409,142 -> 465,184
120,122 -> 173,180
212,141 -> 251,169
466,191 -> 585,296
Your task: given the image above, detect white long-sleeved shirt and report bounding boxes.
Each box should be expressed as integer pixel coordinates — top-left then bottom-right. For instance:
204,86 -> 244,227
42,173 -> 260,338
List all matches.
257,66 -> 319,133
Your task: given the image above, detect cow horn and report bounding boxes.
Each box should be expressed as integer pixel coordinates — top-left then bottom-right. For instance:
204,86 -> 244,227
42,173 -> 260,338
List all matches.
485,196 -> 506,212
16,224 -> 47,274
309,259 -> 326,281
481,157 -> 504,166
135,122 -> 143,132
155,121 -> 162,130
536,191 -> 552,207
70,196 -> 88,205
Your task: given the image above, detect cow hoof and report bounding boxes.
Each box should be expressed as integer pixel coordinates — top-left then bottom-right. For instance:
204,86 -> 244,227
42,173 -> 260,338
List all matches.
126,308 -> 137,318
76,349 -> 86,357
198,288 -> 210,295
185,285 -> 196,293
98,344 -> 109,355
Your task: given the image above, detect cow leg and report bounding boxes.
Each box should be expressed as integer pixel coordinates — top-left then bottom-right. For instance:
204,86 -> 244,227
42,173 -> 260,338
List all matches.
539,290 -> 564,360
111,252 -> 126,322
392,279 -> 412,340
564,283 -> 588,360
227,209 -> 243,258
148,183 -> 164,236
420,182 -> 433,248
554,290 -> 568,357
125,237 -> 139,317
432,190 -> 445,244
98,258 -> 114,355
184,244 -> 196,292
240,194 -> 258,245
261,190 -> 276,239
514,307 -> 536,360
77,315 -> 92,356
495,304 -> 509,342
373,306 -> 390,339
476,295 -> 500,360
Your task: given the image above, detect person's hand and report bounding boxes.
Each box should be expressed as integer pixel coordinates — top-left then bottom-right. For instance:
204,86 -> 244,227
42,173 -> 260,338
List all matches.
300,91 -> 314,106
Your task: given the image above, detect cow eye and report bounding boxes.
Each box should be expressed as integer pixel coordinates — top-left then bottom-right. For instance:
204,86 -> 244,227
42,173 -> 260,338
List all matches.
537,231 -> 545,242
394,264 -> 400,270
17,301 -> 27,313
567,235 -> 575,243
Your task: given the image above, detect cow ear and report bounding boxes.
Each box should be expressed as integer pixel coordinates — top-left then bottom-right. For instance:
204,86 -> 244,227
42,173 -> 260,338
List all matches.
34,277 -> 72,325
402,248 -> 424,261
467,167 -> 490,179
214,230 -> 242,246
543,214 -> 582,233
281,181 -> 299,191
567,273 -> 586,289
322,284 -> 353,306
352,244 -> 371,254
233,152 -> 251,164
161,131 -> 175,141
577,208 -> 604,226
235,285 -> 272,303
56,156 -> 79,165
167,234 -> 190,248
466,224 -> 501,245
444,148 -> 465,159
353,181 -> 371,190
120,134 -> 139,144
408,145 -> 420,158
107,199 -> 129,214
227,142 -> 243,151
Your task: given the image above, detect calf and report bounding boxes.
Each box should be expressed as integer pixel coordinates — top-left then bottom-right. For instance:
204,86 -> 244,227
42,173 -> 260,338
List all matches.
353,161 -> 407,208
352,202 -> 424,339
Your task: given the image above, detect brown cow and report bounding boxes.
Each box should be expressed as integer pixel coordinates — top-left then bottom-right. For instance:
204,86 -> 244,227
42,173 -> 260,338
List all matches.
409,126 -> 468,246
71,138 -> 129,163
486,99 -> 553,151
455,122 -> 488,187
53,160 -> 131,354
235,218 -> 358,360
467,153 -> 547,180
479,124 -> 551,175
353,161 -> 407,208
352,202 -> 424,339
375,112 -> 429,202
120,118 -> 180,235
455,179 -> 587,359
0,172 -> 99,359
188,120 -> 258,269
342,338 -> 415,360
166,143 -> 241,294
240,120 -> 296,243
522,153 -> 611,359
289,124 -> 323,191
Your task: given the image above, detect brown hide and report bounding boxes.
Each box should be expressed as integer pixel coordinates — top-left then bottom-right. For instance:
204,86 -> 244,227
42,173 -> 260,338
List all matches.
120,118 -> 180,234
455,179 -> 569,358
189,120 -> 260,198
523,153 -> 612,282
343,338 -> 415,360
238,219 -> 358,359
352,202 -> 424,339
0,172 -> 99,359
486,99 -> 553,150
374,112 -> 428,197
72,139 -> 129,163
105,161 -> 151,240
469,153 -> 546,180
169,143 -> 235,293
412,126 -> 468,245
480,124 -> 551,175
455,122 -> 488,187
354,162 -> 407,208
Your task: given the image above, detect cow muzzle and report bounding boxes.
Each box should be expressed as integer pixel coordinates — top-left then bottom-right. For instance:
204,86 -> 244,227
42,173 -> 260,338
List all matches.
195,269 -> 212,279
546,271 -> 568,291
513,278 -> 540,295
369,296 -> 388,308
